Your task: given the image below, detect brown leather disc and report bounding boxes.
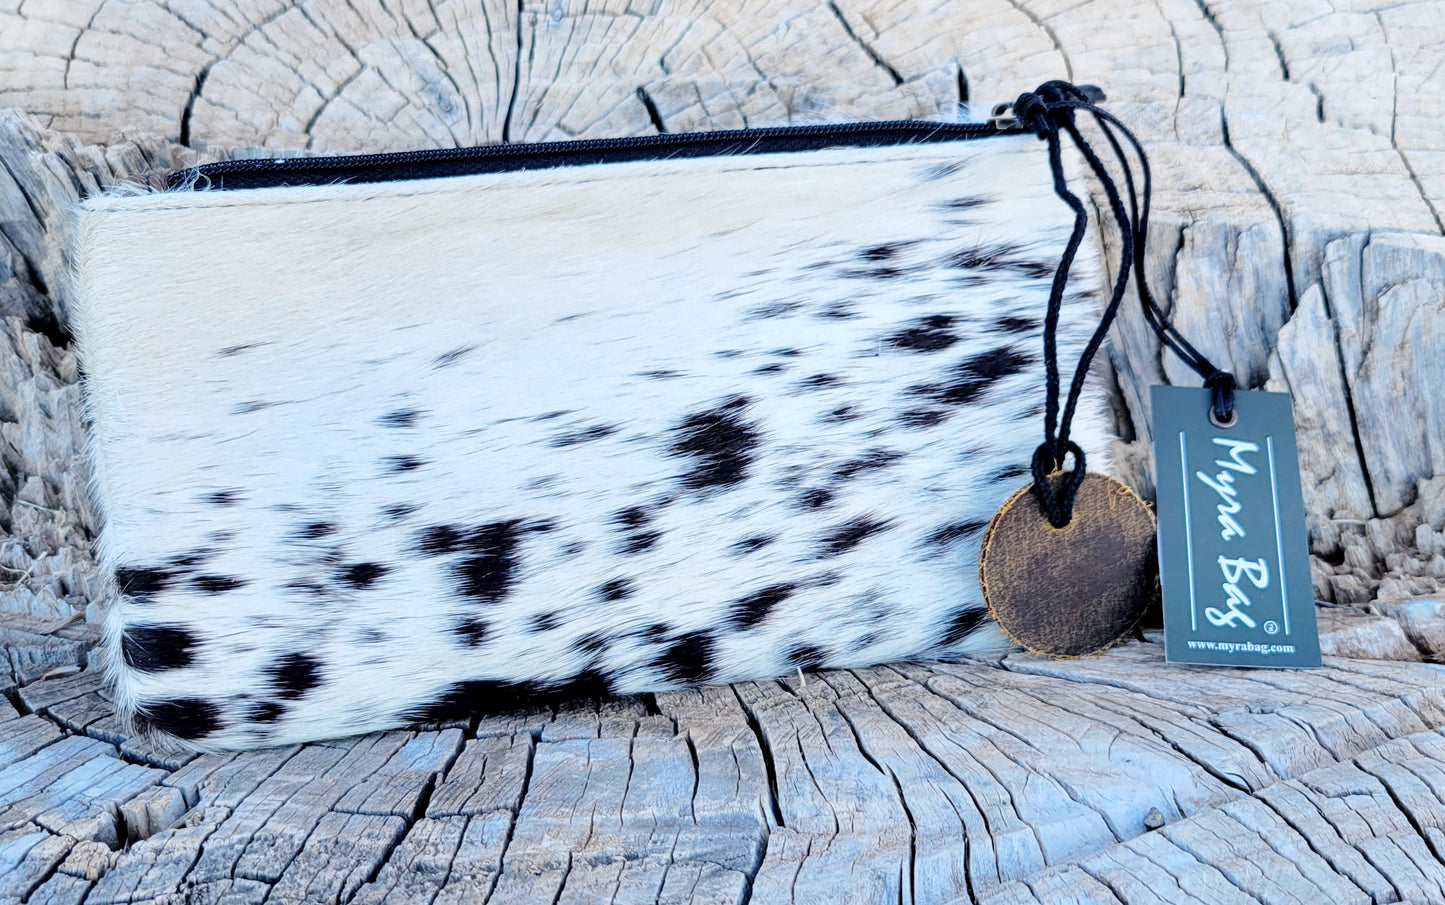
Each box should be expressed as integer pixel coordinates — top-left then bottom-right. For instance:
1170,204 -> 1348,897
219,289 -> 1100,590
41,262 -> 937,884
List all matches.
980,472 -> 1159,657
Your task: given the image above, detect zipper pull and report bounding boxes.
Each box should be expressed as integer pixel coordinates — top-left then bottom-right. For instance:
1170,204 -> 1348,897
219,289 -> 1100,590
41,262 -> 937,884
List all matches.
989,103 -> 1026,132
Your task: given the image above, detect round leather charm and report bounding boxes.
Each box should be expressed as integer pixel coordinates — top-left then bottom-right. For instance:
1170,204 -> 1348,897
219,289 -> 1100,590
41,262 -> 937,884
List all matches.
979,472 -> 1159,657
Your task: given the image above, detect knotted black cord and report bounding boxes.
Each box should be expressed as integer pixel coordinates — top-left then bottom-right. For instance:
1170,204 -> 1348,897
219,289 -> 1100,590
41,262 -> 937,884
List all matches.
1012,81 -> 1236,527
1072,105 -> 1239,425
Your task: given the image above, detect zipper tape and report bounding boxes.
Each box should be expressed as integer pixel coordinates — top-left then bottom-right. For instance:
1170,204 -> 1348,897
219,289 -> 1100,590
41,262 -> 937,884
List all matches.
168,119 -> 1022,191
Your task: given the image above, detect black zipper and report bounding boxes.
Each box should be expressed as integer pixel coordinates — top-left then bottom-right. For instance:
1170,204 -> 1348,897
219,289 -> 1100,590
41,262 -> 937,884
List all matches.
168,119 -> 1023,191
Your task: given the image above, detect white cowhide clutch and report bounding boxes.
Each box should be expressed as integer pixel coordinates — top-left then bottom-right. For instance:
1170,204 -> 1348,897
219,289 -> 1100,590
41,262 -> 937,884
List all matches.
73,117 -> 1108,749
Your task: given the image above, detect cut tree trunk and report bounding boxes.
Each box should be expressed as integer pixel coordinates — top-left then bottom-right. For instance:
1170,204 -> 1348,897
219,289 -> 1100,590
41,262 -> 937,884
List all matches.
10,637 -> 1445,905
2,0 -> 1445,902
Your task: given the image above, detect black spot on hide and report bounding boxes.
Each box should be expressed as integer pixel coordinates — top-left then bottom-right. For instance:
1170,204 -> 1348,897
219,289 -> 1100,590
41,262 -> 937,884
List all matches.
945,242 -> 1053,278
731,584 -> 795,629
550,424 -> 617,447
941,606 -> 989,645
121,625 -> 198,671
888,314 -> 959,352
909,347 -> 1035,411
800,374 -> 841,389
859,243 -> 907,261
249,701 -> 285,723
848,265 -> 910,280
115,567 -> 175,601
787,645 -> 827,669
734,535 -> 774,554
388,455 -> 427,473
574,633 -> 608,654
286,578 -> 327,597
752,363 -> 786,375
820,516 -> 893,557
420,525 -> 464,555
612,503 -> 661,552
899,408 -> 948,428
204,490 -> 242,506
340,562 -> 389,589
800,488 -> 833,510
997,316 -> 1036,333
384,504 -> 418,521
622,530 -> 659,554
406,672 -> 615,722
993,463 -> 1029,482
268,652 -> 323,699
433,346 -> 474,368
457,521 -> 524,603
670,396 -> 760,492
193,574 -> 246,593
598,578 -> 634,601
928,521 -> 988,547
456,618 -> 490,646
417,520 -> 528,604
298,522 -> 337,539
616,507 -> 650,529
834,450 -> 903,481
938,195 -> 991,211
219,341 -> 266,357
747,300 -> 805,320
922,161 -> 967,180
134,698 -> 223,740
418,518 -> 551,597
530,612 -> 559,632
381,409 -> 421,427
961,347 -> 1034,382
655,632 -> 715,685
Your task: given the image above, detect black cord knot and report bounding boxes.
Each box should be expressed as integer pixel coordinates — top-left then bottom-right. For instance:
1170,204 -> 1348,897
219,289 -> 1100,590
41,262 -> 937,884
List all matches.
1012,82 -> 1104,139
1204,370 -> 1237,427
1031,440 -> 1087,528
1011,91 -> 1052,138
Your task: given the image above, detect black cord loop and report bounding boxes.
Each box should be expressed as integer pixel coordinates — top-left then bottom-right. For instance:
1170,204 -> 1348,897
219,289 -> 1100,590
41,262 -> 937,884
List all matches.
1031,441 -> 1087,530
1016,81 -> 1234,527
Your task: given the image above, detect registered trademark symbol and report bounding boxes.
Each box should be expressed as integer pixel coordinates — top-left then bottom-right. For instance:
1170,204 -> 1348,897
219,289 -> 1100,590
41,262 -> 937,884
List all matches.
1264,621 -> 1280,635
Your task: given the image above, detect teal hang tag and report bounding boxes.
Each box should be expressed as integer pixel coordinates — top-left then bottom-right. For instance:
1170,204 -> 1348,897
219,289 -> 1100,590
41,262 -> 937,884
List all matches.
1151,385 -> 1321,668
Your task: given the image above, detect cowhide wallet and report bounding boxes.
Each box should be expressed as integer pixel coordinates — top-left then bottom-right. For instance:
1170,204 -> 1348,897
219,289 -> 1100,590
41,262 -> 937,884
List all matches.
72,115 -> 1109,749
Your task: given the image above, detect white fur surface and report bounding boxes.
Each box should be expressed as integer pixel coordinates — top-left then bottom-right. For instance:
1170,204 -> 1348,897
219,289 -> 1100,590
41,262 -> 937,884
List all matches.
73,137 -> 1109,749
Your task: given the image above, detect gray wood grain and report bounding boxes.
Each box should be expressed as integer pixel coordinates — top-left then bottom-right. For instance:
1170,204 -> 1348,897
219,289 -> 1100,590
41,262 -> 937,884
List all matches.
5,645 -> 1445,902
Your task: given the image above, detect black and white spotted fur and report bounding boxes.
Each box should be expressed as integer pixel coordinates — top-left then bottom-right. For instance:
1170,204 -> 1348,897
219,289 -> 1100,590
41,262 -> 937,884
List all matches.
72,138 -> 1108,749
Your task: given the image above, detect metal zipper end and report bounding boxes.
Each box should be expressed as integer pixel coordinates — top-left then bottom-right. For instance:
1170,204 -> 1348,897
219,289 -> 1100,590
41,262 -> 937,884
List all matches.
989,103 -> 1026,132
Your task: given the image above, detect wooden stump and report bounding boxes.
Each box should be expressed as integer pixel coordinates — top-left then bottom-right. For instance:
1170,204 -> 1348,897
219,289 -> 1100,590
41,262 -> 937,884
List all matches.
2,0 -> 1445,902
10,638 -> 1445,903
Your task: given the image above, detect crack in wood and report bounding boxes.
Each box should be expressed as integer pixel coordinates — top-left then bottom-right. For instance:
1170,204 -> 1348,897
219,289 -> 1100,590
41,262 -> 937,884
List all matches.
733,686 -> 786,829
178,65 -> 211,148
827,2 -> 904,87
1001,0 -> 1073,81
634,85 -> 666,134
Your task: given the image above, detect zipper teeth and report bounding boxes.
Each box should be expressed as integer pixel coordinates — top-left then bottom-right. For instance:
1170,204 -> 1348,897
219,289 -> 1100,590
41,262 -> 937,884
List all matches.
184,120 -> 1004,179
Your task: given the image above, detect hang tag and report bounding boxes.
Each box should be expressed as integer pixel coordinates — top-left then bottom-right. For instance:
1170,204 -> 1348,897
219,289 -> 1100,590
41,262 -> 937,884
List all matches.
1151,386 -> 1321,667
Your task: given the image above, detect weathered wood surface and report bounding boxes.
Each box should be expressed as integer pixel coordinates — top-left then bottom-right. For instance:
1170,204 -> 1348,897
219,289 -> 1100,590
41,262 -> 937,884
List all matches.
3,0 -> 1445,902
8,636 -> 1445,905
